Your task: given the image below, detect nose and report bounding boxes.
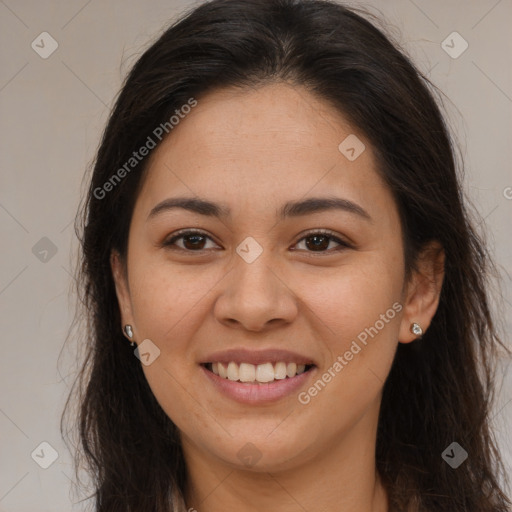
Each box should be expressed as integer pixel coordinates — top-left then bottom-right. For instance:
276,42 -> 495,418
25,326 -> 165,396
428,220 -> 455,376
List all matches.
213,252 -> 299,332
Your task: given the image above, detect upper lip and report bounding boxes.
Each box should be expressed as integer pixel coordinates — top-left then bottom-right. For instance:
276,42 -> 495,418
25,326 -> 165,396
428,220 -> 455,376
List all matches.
200,348 -> 317,366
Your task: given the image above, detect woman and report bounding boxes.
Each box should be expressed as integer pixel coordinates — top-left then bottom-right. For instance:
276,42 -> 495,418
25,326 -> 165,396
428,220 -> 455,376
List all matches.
61,0 -> 511,510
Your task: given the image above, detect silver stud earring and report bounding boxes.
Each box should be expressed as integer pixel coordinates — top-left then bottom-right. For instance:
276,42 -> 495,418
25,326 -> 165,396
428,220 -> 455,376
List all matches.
124,325 -> 135,347
410,322 -> 423,337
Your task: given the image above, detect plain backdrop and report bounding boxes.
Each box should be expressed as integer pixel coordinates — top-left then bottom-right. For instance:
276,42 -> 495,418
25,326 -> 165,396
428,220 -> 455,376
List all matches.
0,1 -> 511,510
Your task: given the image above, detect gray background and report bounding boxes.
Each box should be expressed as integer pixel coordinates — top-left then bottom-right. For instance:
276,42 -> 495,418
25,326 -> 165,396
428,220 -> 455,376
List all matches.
0,0 -> 511,510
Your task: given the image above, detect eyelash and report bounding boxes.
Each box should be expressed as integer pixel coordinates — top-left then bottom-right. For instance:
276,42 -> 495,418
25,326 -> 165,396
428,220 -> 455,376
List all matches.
162,228 -> 352,254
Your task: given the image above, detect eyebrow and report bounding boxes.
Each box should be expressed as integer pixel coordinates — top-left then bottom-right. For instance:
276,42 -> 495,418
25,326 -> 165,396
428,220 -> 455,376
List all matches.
147,196 -> 372,223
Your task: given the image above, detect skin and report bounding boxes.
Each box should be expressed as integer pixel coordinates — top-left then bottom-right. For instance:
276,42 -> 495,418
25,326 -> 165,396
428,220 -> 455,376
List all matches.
111,82 -> 445,511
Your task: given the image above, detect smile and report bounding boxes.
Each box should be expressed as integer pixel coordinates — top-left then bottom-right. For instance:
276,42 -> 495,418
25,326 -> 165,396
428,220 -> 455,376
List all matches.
203,361 -> 314,384
200,362 -> 317,404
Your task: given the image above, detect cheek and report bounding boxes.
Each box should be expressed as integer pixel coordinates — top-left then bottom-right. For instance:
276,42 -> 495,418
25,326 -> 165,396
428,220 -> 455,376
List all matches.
128,261 -> 220,343
293,255 -> 404,402
294,269 -> 402,429
296,256 -> 403,339
127,262 -> 211,431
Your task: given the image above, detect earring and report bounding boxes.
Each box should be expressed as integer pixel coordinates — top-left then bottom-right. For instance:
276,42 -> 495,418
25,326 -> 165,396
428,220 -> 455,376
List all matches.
124,325 -> 135,347
410,322 -> 423,337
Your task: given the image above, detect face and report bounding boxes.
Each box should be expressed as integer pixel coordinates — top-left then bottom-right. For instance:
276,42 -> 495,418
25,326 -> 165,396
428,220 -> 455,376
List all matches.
111,83 -> 443,476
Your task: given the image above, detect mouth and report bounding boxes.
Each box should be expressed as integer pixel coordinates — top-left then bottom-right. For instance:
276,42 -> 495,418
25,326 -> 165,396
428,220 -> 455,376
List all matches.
200,360 -> 317,404
201,361 -> 316,384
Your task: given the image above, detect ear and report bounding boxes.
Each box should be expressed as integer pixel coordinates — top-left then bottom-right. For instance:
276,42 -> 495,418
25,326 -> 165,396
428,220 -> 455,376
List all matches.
110,250 -> 136,339
398,240 -> 445,343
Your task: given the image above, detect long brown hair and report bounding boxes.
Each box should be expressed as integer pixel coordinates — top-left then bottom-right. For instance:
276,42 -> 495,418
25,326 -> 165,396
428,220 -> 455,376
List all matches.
61,0 -> 511,510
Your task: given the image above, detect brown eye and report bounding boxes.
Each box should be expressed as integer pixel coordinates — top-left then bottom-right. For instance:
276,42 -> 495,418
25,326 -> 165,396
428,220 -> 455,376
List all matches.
163,230 -> 218,251
294,230 -> 350,253
304,234 -> 330,251
181,233 -> 207,250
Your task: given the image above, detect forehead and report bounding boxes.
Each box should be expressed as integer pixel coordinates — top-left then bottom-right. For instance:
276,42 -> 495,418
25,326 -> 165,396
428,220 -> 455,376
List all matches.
136,83 -> 396,224
165,83 -> 354,160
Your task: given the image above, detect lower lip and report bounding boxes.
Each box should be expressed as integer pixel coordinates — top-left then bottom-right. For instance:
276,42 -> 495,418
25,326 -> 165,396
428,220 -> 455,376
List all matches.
200,364 -> 316,404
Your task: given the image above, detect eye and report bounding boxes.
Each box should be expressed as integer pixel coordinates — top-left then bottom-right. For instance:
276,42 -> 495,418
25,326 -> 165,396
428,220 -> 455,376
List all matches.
163,228 -> 351,253
293,229 -> 351,253
163,229 -> 219,251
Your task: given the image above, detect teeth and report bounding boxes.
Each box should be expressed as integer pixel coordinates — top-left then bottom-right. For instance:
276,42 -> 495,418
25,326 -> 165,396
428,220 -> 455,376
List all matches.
255,362 -> 274,383
239,362 -> 255,382
218,362 -> 227,379
286,362 -> 297,378
209,361 -> 310,383
227,361 -> 239,381
274,361 -> 287,380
